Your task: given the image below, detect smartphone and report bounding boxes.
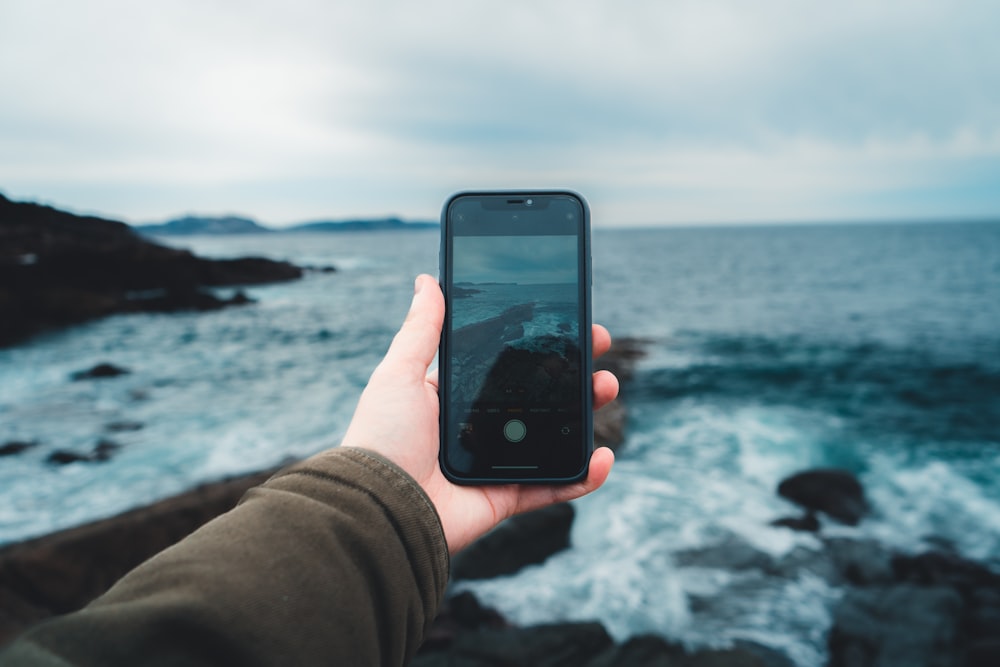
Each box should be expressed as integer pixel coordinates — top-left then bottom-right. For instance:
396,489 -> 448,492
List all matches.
439,191 -> 593,484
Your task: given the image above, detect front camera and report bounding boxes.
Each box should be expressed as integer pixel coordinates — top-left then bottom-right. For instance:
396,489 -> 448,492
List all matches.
525,199 -> 533,206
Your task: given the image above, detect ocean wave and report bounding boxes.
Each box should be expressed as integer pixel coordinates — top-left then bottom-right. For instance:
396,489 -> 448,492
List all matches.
634,333 -> 1000,444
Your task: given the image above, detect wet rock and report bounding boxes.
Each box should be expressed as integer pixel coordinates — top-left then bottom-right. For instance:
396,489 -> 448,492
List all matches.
420,592 -> 508,652
70,362 -> 130,381
770,513 -> 820,533
588,635 -> 687,666
104,421 -> 144,433
827,584 -> 964,667
0,441 -> 39,457
46,439 -> 122,465
92,439 -> 122,461
451,503 -> 575,580
419,594 -> 792,667
967,639 -> 1000,667
413,621 -> 614,667
824,537 -> 894,586
827,549 -> 1000,666
776,468 -> 868,525
891,550 -> 1000,591
303,264 -> 337,273
594,398 -> 626,450
593,337 -> 648,385
46,450 -> 95,465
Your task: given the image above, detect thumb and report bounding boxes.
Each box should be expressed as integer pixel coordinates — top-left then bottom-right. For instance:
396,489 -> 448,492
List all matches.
380,274 -> 444,376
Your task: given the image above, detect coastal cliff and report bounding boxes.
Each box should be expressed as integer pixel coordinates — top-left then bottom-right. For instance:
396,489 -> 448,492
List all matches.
0,194 -> 302,347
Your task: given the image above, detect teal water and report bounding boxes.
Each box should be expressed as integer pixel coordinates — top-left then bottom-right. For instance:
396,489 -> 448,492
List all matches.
1,222 -> 998,664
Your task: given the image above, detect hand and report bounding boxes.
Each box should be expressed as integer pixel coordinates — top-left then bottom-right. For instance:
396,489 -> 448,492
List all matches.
340,274 -> 619,553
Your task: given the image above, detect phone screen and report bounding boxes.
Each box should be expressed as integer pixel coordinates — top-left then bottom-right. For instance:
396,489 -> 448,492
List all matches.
439,192 -> 592,483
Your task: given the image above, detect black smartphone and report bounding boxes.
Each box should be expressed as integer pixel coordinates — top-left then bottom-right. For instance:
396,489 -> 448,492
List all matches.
439,191 -> 593,484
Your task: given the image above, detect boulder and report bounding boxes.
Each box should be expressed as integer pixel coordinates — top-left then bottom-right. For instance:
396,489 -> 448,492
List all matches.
70,362 -> 130,381
776,468 -> 869,525
451,503 -> 575,580
827,585 -> 964,667
769,513 -> 820,533
104,421 -> 144,433
0,441 -> 39,457
45,439 -> 122,465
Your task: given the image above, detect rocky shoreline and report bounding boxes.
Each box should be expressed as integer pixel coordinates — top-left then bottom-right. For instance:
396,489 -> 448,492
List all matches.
0,193 -> 303,348
2,337 -> 999,664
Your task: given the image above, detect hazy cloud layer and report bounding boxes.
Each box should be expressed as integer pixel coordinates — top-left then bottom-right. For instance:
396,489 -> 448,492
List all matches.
1,0 -> 997,225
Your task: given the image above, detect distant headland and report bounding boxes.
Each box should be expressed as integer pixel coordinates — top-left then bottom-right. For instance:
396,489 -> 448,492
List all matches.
135,214 -> 438,235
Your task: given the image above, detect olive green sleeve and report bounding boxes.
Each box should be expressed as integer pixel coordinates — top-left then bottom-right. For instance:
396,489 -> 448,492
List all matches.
0,447 -> 450,667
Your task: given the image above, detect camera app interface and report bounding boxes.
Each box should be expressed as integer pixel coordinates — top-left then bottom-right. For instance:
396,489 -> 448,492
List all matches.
445,201 -> 585,478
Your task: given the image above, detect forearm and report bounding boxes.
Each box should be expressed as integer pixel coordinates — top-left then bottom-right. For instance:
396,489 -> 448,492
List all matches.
0,448 -> 449,667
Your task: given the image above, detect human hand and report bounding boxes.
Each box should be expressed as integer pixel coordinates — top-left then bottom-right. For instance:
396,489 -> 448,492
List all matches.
340,274 -> 619,553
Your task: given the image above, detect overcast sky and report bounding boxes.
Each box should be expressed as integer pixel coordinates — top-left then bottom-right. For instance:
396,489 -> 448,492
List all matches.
1,0 -> 998,227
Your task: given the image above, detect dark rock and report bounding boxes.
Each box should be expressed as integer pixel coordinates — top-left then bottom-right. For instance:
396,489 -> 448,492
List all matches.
588,634 -> 686,666
0,441 -> 39,457
594,398 -> 626,450
0,193 -> 302,347
590,338 -> 647,452
967,588 -> 1000,644
827,584 -> 964,667
420,592 -> 508,652
967,639 -> 1000,667
0,466 -> 281,646
70,362 -> 130,381
770,513 -> 820,533
45,439 -> 122,465
46,450 -> 96,465
776,468 -> 869,525
891,550 -> 1000,592
92,439 -> 122,461
414,621 -> 613,667
593,337 -> 649,385
451,503 -> 575,580
823,537 -> 895,586
104,421 -> 144,433
731,640 -> 797,667
303,264 -> 337,274
891,550 -> 1000,649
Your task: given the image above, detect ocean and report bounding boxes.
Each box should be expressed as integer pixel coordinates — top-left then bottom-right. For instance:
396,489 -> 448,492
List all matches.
2,223 -> 999,664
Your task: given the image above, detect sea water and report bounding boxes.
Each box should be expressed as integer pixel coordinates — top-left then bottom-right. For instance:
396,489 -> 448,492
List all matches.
1,223 -> 999,664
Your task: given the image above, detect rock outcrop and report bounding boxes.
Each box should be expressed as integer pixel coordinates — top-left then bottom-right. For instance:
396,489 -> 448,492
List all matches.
776,468 -> 869,525
0,193 -> 303,347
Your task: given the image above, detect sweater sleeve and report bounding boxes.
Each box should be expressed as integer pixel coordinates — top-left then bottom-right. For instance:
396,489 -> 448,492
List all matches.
0,447 -> 450,667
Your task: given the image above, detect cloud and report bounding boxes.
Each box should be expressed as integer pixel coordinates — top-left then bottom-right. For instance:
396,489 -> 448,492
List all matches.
0,0 -> 997,224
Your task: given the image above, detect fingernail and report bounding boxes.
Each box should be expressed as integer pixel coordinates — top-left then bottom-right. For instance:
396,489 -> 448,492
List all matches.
414,275 -> 423,294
